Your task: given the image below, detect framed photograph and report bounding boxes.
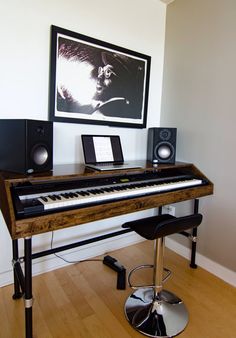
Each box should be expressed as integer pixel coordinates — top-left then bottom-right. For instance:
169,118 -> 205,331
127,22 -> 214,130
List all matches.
49,25 -> 151,128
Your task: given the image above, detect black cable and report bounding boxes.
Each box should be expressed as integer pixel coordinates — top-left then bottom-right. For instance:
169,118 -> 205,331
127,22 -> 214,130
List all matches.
50,232 -> 126,289
50,231 -> 103,264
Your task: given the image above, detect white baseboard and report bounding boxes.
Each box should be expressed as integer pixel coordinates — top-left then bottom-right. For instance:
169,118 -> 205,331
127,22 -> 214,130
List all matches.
1,234 -> 235,288
165,237 -> 236,287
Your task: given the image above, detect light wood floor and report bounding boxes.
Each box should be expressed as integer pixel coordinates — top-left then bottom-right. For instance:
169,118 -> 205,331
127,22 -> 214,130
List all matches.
0,240 -> 236,338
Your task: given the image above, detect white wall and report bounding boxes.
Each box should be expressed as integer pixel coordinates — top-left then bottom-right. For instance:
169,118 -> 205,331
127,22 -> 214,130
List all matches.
161,0 -> 236,278
0,0 -> 167,285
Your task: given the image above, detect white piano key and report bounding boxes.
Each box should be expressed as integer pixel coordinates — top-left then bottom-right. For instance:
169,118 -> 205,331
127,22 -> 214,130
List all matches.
37,178 -> 202,211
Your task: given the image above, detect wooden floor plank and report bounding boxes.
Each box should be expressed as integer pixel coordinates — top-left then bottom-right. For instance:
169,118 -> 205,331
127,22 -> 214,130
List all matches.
0,240 -> 235,338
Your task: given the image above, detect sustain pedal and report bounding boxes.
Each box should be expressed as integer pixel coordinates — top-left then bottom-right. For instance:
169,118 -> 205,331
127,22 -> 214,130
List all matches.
103,255 -> 126,290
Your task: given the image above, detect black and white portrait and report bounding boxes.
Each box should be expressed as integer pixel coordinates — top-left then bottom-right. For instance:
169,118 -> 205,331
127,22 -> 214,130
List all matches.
50,26 -> 151,128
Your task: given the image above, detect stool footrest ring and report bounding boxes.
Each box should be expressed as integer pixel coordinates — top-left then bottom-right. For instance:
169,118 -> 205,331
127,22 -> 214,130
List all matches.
128,264 -> 172,289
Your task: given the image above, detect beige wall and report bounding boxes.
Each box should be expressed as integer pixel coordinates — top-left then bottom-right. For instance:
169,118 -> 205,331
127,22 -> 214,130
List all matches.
161,0 -> 236,272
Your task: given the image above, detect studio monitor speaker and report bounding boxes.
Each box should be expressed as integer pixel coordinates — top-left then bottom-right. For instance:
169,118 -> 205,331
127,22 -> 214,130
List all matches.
147,127 -> 177,164
0,119 -> 53,174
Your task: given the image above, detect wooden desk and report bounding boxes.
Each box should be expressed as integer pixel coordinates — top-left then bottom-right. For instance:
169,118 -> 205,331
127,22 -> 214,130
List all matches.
0,161 -> 213,338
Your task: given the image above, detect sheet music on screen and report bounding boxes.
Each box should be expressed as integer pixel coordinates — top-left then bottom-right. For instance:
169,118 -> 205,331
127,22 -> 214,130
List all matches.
93,137 -> 114,162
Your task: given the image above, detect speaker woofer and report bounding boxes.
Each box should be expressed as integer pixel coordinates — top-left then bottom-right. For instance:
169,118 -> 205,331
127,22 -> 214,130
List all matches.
155,142 -> 174,161
31,144 -> 49,166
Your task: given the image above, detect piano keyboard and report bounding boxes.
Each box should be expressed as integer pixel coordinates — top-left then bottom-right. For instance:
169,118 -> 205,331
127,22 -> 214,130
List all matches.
19,177 -> 203,213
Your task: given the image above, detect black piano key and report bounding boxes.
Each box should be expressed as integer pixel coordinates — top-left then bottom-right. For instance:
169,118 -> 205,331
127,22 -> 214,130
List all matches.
61,193 -> 70,199
77,191 -> 89,196
48,195 -> 57,201
68,192 -> 77,198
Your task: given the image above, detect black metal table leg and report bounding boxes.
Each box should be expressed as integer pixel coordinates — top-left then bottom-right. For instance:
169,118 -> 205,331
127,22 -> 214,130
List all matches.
24,237 -> 33,338
12,239 -> 23,299
190,199 -> 199,268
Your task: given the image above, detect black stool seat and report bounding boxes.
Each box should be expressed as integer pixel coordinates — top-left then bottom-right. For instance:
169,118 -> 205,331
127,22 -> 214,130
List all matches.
122,213 -> 203,240
123,212 -> 203,337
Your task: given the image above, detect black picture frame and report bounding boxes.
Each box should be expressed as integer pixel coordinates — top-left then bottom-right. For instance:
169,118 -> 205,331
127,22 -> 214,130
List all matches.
49,25 -> 151,128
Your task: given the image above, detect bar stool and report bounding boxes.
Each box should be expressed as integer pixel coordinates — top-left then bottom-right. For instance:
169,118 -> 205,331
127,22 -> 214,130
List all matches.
122,213 -> 202,338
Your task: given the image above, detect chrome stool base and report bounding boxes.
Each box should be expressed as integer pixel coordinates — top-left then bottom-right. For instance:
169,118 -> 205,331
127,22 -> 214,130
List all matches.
124,288 -> 189,337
